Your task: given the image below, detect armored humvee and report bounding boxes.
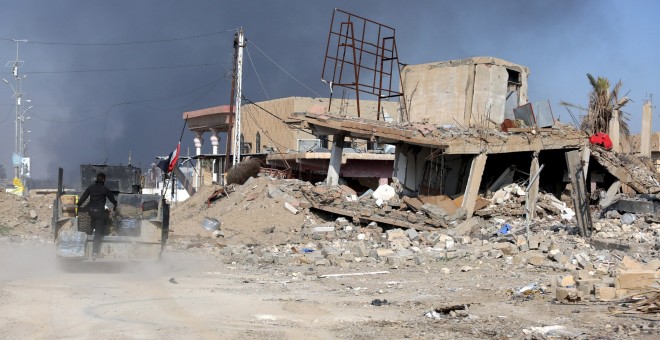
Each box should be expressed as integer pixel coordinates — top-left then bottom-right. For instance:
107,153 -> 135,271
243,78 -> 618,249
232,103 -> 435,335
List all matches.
52,164 -> 170,264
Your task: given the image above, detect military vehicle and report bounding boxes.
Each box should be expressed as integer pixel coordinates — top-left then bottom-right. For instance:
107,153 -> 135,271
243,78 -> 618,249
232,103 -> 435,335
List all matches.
52,164 -> 170,264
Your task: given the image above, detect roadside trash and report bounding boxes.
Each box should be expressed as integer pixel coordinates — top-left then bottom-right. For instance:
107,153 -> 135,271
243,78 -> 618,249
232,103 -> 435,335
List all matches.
302,248 -> 315,253
425,304 -> 469,319
620,213 -> 637,225
515,282 -> 545,297
522,325 -> 576,337
497,224 -> 512,235
371,299 -> 389,306
202,217 -> 221,231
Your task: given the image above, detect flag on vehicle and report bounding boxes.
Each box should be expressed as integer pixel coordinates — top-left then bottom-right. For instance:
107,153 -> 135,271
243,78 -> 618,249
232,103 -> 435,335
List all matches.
157,142 -> 181,174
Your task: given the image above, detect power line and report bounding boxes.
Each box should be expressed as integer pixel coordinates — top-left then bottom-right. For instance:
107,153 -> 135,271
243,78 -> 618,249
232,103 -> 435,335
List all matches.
247,40 -> 322,97
20,77 -> 225,124
245,46 -> 269,100
0,29 -> 236,46
243,105 -> 290,151
241,95 -> 308,133
27,62 -> 228,74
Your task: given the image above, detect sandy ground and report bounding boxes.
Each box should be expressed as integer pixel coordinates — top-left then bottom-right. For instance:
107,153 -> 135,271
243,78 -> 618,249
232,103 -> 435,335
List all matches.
0,237 -> 657,340
1,180 -> 659,339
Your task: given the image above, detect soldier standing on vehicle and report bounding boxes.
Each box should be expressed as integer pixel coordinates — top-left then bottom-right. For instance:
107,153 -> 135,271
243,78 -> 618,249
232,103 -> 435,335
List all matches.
77,173 -> 118,257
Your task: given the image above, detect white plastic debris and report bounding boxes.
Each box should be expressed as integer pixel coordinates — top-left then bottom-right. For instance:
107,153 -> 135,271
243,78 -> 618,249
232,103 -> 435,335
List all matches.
372,184 -> 397,201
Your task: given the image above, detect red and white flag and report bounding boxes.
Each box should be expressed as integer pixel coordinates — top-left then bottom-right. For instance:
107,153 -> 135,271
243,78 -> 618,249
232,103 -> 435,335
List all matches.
167,142 -> 180,173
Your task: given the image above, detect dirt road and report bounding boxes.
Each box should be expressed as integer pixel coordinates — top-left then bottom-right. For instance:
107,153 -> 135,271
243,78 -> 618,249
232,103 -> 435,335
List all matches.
1,237 -> 657,339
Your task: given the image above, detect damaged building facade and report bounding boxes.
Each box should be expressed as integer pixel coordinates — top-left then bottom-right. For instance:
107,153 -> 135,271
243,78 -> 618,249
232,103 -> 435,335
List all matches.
182,54 -> 659,235
303,57 -> 588,219
183,97 -> 399,188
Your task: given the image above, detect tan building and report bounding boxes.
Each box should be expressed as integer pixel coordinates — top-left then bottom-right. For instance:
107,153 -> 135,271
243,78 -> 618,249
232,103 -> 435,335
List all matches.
239,97 -> 399,154
401,56 -> 529,126
183,97 -> 400,187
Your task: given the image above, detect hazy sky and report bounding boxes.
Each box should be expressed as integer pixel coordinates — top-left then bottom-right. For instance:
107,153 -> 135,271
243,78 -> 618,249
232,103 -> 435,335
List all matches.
0,0 -> 658,182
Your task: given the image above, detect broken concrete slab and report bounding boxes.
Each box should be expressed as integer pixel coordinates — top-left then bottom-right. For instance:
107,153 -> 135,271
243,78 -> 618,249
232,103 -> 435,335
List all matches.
421,203 -> 448,219
451,217 -> 479,236
615,199 -> 659,214
615,270 -> 660,290
599,181 -> 622,208
420,195 -> 458,215
284,202 -> 299,214
590,145 -> 660,194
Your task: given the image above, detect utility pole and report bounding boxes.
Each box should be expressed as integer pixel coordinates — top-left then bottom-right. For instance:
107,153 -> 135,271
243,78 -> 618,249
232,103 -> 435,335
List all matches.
4,39 -> 27,183
231,28 -> 245,167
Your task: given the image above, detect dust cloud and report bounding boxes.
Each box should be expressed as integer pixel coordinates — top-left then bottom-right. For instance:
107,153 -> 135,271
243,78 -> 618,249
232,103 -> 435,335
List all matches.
0,243 -> 58,282
0,241 -> 203,283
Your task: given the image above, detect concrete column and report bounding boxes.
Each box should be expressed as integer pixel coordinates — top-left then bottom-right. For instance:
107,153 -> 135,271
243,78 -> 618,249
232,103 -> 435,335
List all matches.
641,101 -> 652,157
194,131 -> 204,189
527,152 -> 540,220
210,129 -> 220,183
581,147 -> 590,180
379,178 -> 389,186
326,134 -> 344,186
461,153 -> 487,218
609,110 -> 621,153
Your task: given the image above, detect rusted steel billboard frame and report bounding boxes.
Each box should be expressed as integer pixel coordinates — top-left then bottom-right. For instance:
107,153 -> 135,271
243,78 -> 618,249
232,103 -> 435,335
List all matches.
321,9 -> 406,120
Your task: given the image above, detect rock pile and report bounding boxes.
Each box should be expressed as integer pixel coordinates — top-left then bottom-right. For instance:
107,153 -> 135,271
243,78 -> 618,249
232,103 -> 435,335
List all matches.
555,255 -> 660,303
0,191 -> 54,237
167,173 -> 660,307
477,183 -> 576,220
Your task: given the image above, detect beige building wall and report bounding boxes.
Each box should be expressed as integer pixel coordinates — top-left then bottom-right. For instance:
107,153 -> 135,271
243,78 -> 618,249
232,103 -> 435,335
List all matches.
239,97 -> 400,154
400,57 -> 529,126
627,132 -> 660,171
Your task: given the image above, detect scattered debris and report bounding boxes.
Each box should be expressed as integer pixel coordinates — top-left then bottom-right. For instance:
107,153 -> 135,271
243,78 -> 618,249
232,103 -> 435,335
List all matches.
424,304 -> 470,319
371,299 -> 389,306
318,271 -> 390,279
201,217 -> 220,231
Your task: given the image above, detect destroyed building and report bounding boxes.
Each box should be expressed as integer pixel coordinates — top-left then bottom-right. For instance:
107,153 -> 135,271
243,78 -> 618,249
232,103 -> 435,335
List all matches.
183,97 -> 399,188
181,50 -> 660,238
302,57 -> 593,219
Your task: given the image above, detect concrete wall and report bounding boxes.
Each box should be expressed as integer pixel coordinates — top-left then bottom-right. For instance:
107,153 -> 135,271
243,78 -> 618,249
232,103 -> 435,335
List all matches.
401,57 -> 529,127
393,145 -> 431,195
240,97 -> 312,153
392,144 -> 470,196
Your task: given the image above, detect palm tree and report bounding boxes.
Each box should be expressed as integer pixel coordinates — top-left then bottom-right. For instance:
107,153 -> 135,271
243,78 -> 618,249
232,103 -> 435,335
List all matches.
561,73 -> 630,136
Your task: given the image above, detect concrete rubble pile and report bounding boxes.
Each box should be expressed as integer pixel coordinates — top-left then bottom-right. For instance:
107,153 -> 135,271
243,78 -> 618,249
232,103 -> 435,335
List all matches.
0,191 -> 54,242
173,174 -> 657,285
555,254 -> 660,304
298,183 -> 455,229
477,183 -> 576,220
593,208 -> 660,245
590,146 -> 660,194
170,149 -> 660,310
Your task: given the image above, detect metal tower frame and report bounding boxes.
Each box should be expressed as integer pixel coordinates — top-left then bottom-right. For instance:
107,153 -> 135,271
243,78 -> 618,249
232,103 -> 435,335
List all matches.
321,9 -> 407,120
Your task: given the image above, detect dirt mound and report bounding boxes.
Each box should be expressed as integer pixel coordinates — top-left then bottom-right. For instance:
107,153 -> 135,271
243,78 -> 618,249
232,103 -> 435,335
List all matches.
169,175 -> 308,245
0,191 -> 55,237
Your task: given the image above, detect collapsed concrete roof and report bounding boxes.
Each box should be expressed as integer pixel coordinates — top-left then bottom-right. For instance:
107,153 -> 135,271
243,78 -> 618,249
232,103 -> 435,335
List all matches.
302,112 -> 586,155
